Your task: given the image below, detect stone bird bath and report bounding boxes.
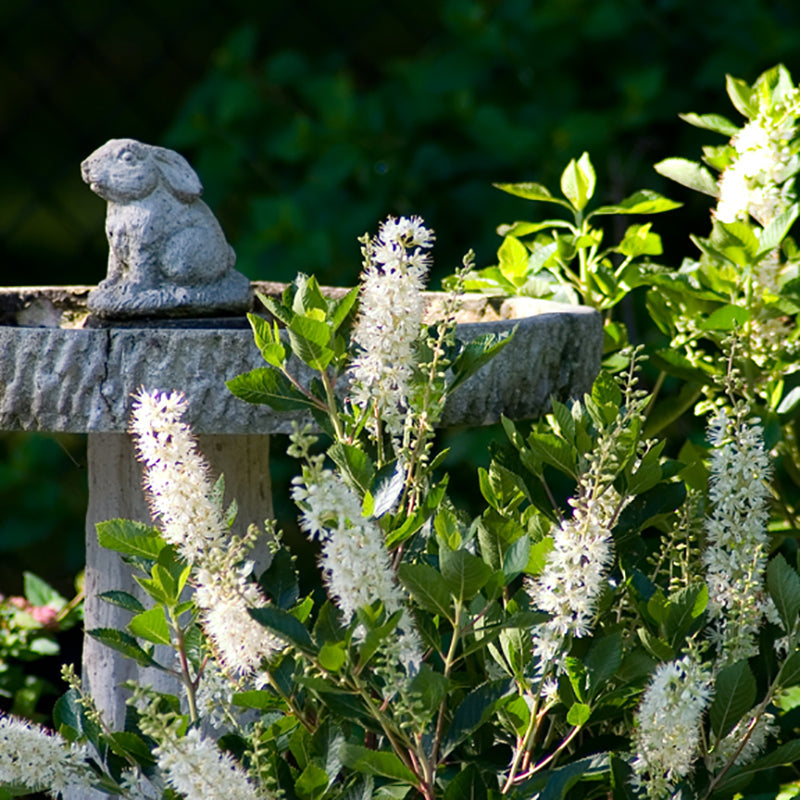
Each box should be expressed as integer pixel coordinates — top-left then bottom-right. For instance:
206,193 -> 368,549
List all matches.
0,143 -> 603,777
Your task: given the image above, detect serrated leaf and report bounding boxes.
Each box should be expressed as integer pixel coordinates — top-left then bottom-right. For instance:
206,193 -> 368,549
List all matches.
566,701 -> 592,726
96,519 -> 165,559
441,680 -> 512,758
87,627 -> 160,668
502,536 -> 530,581
493,181 -> 573,209
616,223 -> 663,258
128,606 -> 171,646
758,204 -> 799,255
585,632 -> 623,698
328,442 -> 375,497
287,315 -> 335,371
248,312 -> 286,367
592,189 -> 682,216
227,368 -> 319,412
527,431 -> 577,478
710,659 -> 756,738
331,286 -> 359,332
767,554 -> 800,631
449,330 -> 515,395
440,547 -> 494,600
397,562 -> 453,620
654,158 -> 718,197
98,590 -> 144,614
340,745 -> 417,785
678,112 -> 740,137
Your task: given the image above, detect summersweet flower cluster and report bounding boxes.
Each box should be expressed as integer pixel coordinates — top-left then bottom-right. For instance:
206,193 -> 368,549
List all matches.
631,654 -> 713,798
130,388 -> 280,676
130,389 -> 228,562
291,445 -> 421,674
349,215 -> 434,439
527,481 -> 617,674
155,727 -> 266,800
0,713 -> 93,798
706,709 -> 777,771
715,89 -> 800,226
703,406 -> 773,665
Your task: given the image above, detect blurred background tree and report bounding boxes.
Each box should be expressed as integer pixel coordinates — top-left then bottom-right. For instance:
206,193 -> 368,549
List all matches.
1,0 -> 800,597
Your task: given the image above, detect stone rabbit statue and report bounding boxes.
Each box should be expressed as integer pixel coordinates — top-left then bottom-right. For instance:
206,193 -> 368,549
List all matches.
82,138 -> 250,318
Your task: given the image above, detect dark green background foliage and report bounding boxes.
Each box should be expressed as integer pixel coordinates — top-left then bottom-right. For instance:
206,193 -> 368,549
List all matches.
1,0 -> 800,590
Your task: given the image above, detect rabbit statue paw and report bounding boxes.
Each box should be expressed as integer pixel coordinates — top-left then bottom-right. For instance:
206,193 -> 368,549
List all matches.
82,138 -> 251,319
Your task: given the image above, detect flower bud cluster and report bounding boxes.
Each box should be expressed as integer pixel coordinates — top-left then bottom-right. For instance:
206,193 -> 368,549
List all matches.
130,388 -> 280,677
349,215 -> 434,439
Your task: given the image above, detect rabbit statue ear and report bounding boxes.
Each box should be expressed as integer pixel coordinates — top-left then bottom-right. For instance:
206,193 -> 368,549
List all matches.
152,146 -> 203,201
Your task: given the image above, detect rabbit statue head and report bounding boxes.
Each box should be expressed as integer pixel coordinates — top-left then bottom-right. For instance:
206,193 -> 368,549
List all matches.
82,138 -> 251,319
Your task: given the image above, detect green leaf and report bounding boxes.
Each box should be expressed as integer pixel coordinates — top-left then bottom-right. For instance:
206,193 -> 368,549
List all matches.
502,536 -> 530,581
678,112 -> 740,137
397,562 -> 453,620
296,761 -> 328,800
330,286 -> 359,332
443,764 -> 488,800
87,628 -> 160,668
701,304 -> 750,332
232,690 -> 286,711
23,572 -> 64,608
654,158 -> 718,197
449,330 -> 515,395
777,650 -> 800,688
710,659 -> 756,739
493,181 -> 573,209
526,536 -> 554,575
758,204 -> 799,255
287,314 -> 335,371
327,442 -> 374,497
128,606 -> 171,647
527,432 -> 577,478
259,547 -> 300,610
767,554 -> 800,631
52,689 -> 83,736
441,679 -> 512,758
616,223 -> 663,258
96,519 -> 165,559
592,189 -> 682,216
440,547 -> 494,600
227,368 -> 319,412
497,235 -> 530,280
340,745 -> 417,785
726,73 -> 757,119
566,701 -> 592,726
585,632 -> 623,698
318,641 -> 347,673
248,312 -> 286,367
560,152 -> 595,211
108,731 -> 157,764
248,605 -> 316,655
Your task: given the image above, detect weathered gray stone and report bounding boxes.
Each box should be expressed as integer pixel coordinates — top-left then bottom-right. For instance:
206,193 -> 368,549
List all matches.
0,288 -> 602,434
81,139 -> 251,318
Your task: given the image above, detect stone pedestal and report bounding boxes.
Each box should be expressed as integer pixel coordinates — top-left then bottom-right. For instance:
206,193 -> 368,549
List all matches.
0,283 -> 602,735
